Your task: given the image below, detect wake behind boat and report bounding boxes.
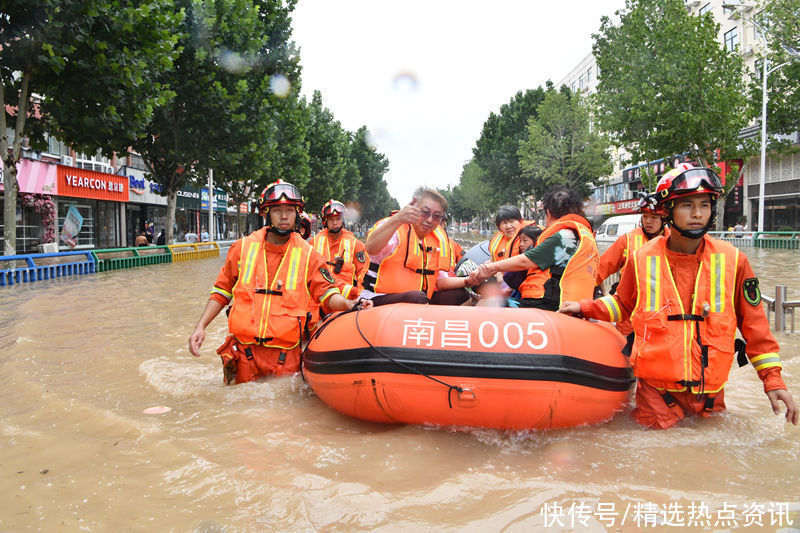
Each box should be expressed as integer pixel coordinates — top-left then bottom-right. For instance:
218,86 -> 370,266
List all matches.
302,303 -> 635,430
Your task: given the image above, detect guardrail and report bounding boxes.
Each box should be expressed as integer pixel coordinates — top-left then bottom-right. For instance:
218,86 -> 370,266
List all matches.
707,231 -> 800,250
168,242 -> 221,262
763,285 -> 799,333
91,246 -> 172,272
0,250 -> 95,286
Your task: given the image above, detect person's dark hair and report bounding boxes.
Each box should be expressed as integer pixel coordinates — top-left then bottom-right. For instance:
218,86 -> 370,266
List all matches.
541,187 -> 584,220
518,224 -> 543,246
494,205 -> 523,227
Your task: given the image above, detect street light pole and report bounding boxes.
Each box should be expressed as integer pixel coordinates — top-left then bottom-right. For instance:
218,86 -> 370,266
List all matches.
757,57 -> 796,233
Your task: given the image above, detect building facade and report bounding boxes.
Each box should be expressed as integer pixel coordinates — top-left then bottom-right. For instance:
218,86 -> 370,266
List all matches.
557,0 -> 799,230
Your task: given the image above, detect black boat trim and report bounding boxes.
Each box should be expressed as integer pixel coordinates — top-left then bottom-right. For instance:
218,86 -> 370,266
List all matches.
303,347 -> 635,392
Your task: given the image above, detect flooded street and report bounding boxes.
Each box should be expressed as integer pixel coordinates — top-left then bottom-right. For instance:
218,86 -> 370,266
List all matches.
1,245 -> 799,532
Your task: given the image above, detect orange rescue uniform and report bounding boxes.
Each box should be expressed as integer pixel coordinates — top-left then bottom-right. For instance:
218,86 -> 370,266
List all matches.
581,235 -> 787,429
209,228 -> 341,383
309,228 -> 368,299
596,226 -> 670,335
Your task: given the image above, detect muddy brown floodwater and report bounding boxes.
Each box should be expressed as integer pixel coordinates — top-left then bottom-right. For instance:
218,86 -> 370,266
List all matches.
1,245 -> 798,532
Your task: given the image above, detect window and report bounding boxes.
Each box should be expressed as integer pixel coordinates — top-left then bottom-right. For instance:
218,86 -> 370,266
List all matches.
44,133 -> 67,156
724,28 -> 739,52
571,81 -> 577,92
754,59 -> 764,80
579,75 -> 586,90
587,67 -> 592,83
699,3 -> 711,15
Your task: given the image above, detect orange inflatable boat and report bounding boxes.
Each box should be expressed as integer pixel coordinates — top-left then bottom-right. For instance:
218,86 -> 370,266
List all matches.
302,304 -> 634,430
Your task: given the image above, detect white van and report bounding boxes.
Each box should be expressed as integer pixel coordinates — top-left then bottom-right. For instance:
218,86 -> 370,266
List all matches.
595,214 -> 641,243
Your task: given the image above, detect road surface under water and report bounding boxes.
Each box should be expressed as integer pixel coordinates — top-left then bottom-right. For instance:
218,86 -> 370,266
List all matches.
1,245 -> 799,532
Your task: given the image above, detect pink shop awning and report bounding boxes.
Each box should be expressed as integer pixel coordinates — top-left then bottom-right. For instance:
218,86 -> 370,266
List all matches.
0,159 -> 58,195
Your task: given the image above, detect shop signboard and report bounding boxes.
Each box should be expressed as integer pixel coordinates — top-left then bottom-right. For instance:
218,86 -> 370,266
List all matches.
60,204 -> 84,247
0,159 -> 57,195
592,198 -> 639,216
56,165 -> 128,201
176,186 -> 201,209
201,187 -> 228,213
127,168 -> 167,205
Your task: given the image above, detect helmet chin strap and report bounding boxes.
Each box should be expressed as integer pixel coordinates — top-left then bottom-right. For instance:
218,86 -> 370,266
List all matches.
666,201 -> 716,239
267,225 -> 293,237
326,224 -> 343,234
641,224 -> 665,240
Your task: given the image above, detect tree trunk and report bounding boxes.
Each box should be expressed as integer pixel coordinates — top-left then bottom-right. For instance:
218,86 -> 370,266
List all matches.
165,190 -> 177,244
3,165 -> 19,256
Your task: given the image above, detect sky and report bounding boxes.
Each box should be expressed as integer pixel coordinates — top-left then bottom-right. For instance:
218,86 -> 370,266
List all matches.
290,1 -> 626,206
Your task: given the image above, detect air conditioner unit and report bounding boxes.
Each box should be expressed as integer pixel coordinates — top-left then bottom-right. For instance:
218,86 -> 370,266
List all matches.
742,44 -> 754,57
61,155 -> 74,166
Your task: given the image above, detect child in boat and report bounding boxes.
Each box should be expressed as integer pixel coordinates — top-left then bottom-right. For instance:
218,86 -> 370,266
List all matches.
454,259 -> 514,307
503,224 -> 543,296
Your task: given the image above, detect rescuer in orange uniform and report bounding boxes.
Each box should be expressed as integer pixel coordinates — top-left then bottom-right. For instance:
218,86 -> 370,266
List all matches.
595,193 -> 669,335
488,205 -> 524,262
309,199 -> 369,299
188,180 -> 371,384
471,187 -> 599,311
362,187 -> 465,306
559,164 -> 798,429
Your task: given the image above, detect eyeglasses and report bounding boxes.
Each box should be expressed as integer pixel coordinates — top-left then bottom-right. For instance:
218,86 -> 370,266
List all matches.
420,209 -> 445,222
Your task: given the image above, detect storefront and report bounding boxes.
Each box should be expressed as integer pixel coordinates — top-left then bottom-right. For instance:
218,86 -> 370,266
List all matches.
55,164 -> 127,249
0,159 -> 58,253
201,187 -> 228,240
126,168 -> 167,245
176,185 -> 201,240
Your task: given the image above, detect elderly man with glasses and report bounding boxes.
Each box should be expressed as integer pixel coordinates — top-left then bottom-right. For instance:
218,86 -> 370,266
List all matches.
362,187 -> 468,306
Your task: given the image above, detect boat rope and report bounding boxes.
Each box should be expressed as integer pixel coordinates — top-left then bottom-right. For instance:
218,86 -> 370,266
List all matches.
353,309 -> 463,409
302,306 -> 465,408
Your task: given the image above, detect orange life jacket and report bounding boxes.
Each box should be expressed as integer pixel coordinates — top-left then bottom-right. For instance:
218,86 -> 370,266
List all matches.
228,230 -> 313,349
519,215 -> 598,307
506,221 -> 542,258
363,221 -> 451,298
309,228 -> 363,298
630,236 -> 739,394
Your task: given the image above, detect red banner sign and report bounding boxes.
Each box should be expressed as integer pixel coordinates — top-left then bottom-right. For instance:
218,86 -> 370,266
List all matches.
57,165 -> 128,202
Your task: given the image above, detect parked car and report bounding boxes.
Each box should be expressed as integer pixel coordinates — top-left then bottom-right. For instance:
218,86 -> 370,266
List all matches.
595,214 -> 641,244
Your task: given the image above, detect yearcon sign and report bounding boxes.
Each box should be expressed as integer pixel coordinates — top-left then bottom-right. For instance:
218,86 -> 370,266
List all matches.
57,165 -> 128,202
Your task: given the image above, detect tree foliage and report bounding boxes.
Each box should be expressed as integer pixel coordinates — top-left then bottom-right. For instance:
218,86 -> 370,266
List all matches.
751,0 -> 800,142
448,160 -> 494,222
1,0 -> 181,254
472,86 -> 548,207
351,126 -> 394,225
518,89 -> 612,198
592,0 -> 753,177
130,0 -> 300,243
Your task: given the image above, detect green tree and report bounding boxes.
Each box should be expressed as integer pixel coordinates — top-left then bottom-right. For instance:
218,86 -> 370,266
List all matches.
452,160 -> 494,223
302,91 -> 360,212
750,0 -> 800,142
472,86 -> 548,206
518,89 -> 612,198
131,0 -> 299,243
593,0 -> 755,228
351,126 -> 395,226
1,0 -> 181,255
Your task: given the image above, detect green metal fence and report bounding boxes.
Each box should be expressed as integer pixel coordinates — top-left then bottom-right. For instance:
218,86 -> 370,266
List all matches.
91,246 -> 172,272
707,231 -> 800,250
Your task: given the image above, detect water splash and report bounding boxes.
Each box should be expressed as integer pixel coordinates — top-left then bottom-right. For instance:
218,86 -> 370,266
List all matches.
215,49 -> 250,74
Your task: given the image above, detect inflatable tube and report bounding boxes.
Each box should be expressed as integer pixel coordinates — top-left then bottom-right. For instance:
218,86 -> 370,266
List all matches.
303,304 -> 634,430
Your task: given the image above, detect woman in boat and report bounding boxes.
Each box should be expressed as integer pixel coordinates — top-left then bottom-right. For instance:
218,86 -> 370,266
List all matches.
470,186 -> 599,311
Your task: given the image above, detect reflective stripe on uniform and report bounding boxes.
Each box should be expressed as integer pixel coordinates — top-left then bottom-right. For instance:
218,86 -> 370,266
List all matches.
750,352 -> 782,371
710,253 -> 725,313
241,241 -> 260,285
599,295 -> 622,322
211,286 -> 232,300
646,255 -> 661,312
320,287 -> 340,305
285,246 -> 303,291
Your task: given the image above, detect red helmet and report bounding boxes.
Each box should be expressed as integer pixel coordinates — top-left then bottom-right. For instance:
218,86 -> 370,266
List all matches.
636,192 -> 659,214
655,163 -> 723,210
298,212 -> 312,239
258,179 -> 304,215
321,199 -> 346,220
